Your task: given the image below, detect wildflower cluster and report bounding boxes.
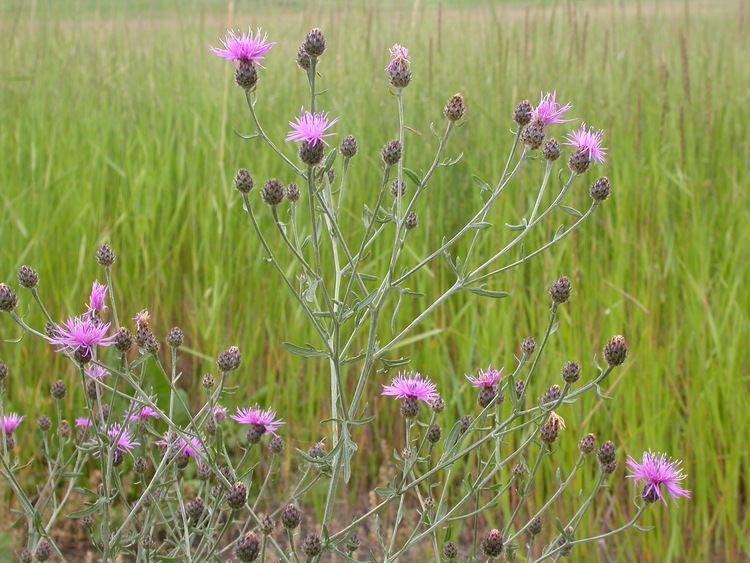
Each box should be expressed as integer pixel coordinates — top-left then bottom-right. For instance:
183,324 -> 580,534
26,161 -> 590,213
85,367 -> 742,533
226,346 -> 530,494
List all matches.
0,25 -> 686,561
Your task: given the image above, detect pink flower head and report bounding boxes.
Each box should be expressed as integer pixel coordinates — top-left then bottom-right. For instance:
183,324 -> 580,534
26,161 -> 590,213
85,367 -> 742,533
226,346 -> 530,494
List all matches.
286,110 -> 338,146
156,432 -> 204,459
626,451 -> 690,504
49,315 -> 116,358
88,281 -> 108,314
1,413 -> 24,434
86,365 -> 109,381
388,43 -> 409,65
213,406 -> 228,423
211,28 -> 275,65
134,309 -> 151,330
466,367 -> 503,389
231,406 -> 284,434
565,123 -> 607,164
108,424 -> 140,454
75,417 -> 93,429
129,406 -> 160,422
381,372 -> 438,403
532,91 -> 573,126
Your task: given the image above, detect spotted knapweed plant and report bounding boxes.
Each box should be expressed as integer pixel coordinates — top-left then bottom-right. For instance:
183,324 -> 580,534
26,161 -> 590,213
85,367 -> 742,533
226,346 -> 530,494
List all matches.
0,26 -> 688,562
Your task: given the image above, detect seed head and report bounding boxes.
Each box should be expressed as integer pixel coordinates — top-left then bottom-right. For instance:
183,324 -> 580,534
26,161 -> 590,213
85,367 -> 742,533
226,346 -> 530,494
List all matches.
404,211 -> 418,230
227,482 -> 247,510
96,244 -> 116,267
17,266 -> 39,289
235,60 -> 258,90
167,326 -> 184,348
590,176 -> 610,202
270,435 -> 285,454
286,183 -> 300,203
542,139 -> 561,161
303,28 -> 326,57
481,528 -> 504,558
549,276 -> 572,304
561,361 -> 581,384
302,533 -> 323,557
261,178 -> 285,206
217,345 -> 241,372
340,134 -> 358,158
299,140 -> 325,165
235,532 -> 261,562
381,140 -> 402,166
604,335 -> 628,366
444,93 -> 466,122
51,380 -> 67,400
521,120 -> 545,149
513,100 -> 533,126
281,503 -> 301,529
0,284 -> 18,312
235,169 -> 254,193
442,542 -> 458,560
579,433 -> 596,455
426,423 -> 442,444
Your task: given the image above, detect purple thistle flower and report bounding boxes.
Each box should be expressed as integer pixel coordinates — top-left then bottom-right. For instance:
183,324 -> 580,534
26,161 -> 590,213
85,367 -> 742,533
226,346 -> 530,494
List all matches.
75,417 -> 93,429
49,315 -> 116,358
381,372 -> 438,403
286,110 -> 338,146
386,43 -> 409,69
466,367 -> 503,389
88,281 -> 108,314
1,413 -> 24,434
231,406 -> 284,434
532,91 -> 573,126
626,451 -> 690,504
86,365 -> 109,381
213,406 -> 228,423
565,123 -> 607,164
129,406 -> 160,422
107,424 -> 140,454
211,28 -> 275,65
134,309 -> 151,330
156,432 -> 205,460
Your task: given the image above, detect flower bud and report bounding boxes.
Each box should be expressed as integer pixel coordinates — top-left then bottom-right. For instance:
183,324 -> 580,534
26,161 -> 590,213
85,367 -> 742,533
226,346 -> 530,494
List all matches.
96,244 -> 116,267
270,435 -> 284,454
346,533 -> 360,554
528,516 -> 542,536
261,178 -> 285,206
34,540 -> 52,562
442,542 -> 458,561
167,326 -> 184,348
17,266 -> 39,289
299,140 -> 325,165
431,396 -> 445,413
604,335 -> 628,366
114,327 -> 133,353
281,503 -> 301,529
260,514 -> 275,535
444,93 -> 466,122
0,361 -> 7,382
246,424 -> 265,444
515,380 -> 525,399
340,134 -> 358,158
0,283 -> 18,312
549,276 -> 571,304
286,183 -> 300,203
201,373 -> 215,389
578,433 -> 596,455
521,336 -> 536,355
217,345 -> 241,372
308,441 -> 326,459
303,28 -> 326,57
38,416 -> 51,432
185,497 -> 204,522
590,176 -> 610,202
235,60 -> 258,90
197,462 -> 211,481
541,385 -> 561,405
235,532 -> 261,562
390,179 -> 406,198
480,528 -> 504,558
386,58 -> 411,88
404,211 -> 418,230
561,361 -> 581,384
296,44 -> 311,70
521,120 -> 545,150
400,447 -> 412,460
478,387 -> 497,408
542,139 -> 561,161
598,440 -> 616,465
227,482 -> 247,510
20,548 -> 33,563
134,457 -> 149,474
458,415 -> 472,434
51,380 -> 67,400
302,533 -> 323,557
381,140 -> 402,166
426,423 -> 442,444
400,397 -> 419,418
513,100 -> 533,126
235,169 -> 254,193
326,168 -> 335,185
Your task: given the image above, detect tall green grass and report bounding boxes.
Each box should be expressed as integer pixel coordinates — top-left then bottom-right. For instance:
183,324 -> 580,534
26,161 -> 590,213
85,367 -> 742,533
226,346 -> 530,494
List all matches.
1,0 -> 748,559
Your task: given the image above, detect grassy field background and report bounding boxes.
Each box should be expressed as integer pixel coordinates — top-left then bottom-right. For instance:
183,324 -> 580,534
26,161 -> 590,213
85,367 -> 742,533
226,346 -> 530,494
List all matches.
1,0 -> 748,559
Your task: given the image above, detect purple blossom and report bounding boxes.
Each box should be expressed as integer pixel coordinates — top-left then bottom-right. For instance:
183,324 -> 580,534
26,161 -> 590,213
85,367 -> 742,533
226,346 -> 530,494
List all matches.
86,365 -> 109,381
381,372 -> 438,403
88,281 -> 108,314
626,451 -> 690,504
128,406 -> 160,422
134,309 -> 151,329
211,28 -> 275,65
466,367 -> 503,389
213,406 -> 228,423
1,413 -> 23,434
386,43 -> 409,69
565,123 -> 607,164
532,91 -> 573,126
286,110 -> 338,146
107,424 -> 140,454
231,406 -> 284,434
156,432 -> 205,460
75,417 -> 93,429
49,315 -> 116,358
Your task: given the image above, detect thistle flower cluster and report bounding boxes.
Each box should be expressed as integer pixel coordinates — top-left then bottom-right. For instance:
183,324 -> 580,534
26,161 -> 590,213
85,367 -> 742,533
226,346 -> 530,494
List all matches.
0,24 -> 686,562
